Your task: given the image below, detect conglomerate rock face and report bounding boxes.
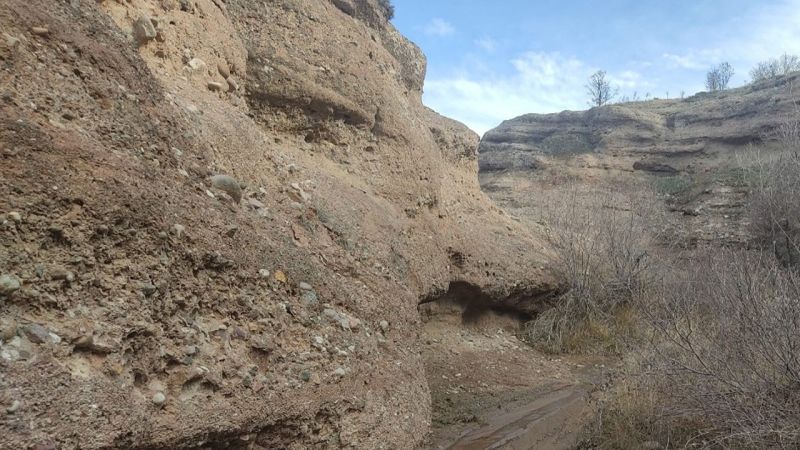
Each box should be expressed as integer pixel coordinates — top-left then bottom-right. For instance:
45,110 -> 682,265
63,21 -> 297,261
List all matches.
0,0 -> 556,448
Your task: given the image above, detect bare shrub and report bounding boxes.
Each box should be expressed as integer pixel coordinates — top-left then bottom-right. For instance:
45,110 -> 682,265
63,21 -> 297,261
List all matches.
641,249 -> 800,448
751,54 -> 800,83
705,62 -> 735,92
523,184 -> 660,353
377,0 -> 394,20
586,70 -> 618,107
745,149 -> 800,266
742,95 -> 800,266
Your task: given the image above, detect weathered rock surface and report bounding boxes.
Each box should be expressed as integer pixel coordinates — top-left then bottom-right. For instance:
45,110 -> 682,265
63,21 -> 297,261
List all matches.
0,0 -> 556,449
479,74 -> 800,248
479,73 -> 800,173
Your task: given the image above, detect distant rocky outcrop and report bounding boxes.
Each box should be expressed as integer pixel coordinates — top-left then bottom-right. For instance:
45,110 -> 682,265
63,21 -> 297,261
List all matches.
479,73 -> 800,173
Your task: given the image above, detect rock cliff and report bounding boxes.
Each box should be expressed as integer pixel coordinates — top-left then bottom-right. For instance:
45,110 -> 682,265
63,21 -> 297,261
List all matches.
478,73 -> 800,248
0,1 -> 556,448
479,73 -> 800,173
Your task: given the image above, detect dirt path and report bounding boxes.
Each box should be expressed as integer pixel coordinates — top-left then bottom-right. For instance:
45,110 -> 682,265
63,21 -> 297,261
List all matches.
444,383 -> 591,450
419,301 -> 609,450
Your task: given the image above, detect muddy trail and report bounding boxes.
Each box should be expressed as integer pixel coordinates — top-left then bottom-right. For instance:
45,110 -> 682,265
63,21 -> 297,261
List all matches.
419,300 -> 611,450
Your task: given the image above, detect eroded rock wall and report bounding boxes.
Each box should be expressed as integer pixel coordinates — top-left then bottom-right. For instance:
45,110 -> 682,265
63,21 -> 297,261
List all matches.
479,74 -> 800,173
0,1 -> 556,448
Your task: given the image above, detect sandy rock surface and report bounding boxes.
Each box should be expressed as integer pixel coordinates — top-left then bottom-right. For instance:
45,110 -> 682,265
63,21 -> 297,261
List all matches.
0,0 -> 558,448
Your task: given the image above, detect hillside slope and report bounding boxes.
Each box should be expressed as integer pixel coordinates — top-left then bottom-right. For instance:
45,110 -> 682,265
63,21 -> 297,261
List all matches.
0,1 -> 557,448
479,73 -> 799,173
478,75 -> 800,247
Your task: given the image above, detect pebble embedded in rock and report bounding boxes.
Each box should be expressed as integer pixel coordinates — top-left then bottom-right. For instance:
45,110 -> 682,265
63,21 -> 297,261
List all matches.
207,81 -> 225,92
258,269 -> 270,279
187,57 -> 206,72
132,15 -> 157,45
72,334 -> 93,350
298,282 -> 313,291
250,334 -> 275,353
379,320 -> 389,332
0,319 -> 17,341
141,283 -> 157,297
217,61 -> 231,79
226,77 -> 239,92
300,370 -> 311,382
7,212 -> 21,223
209,174 -> 242,203
21,324 -> 59,345
273,271 -> 287,283
6,400 -> 20,414
50,267 -> 74,282
172,223 -> 185,237
152,392 -> 166,406
333,367 -> 346,377
0,274 -> 21,296
247,198 -> 265,210
186,366 -> 208,382
31,27 -> 49,36
4,34 -> 20,49
301,290 -> 318,305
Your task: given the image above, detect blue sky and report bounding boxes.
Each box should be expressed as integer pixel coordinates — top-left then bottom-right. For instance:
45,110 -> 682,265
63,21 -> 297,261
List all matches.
391,0 -> 800,135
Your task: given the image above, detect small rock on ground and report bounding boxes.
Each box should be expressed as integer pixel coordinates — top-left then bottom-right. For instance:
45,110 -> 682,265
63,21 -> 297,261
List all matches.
152,392 -> 166,406
132,15 -> 157,45
0,274 -> 21,296
209,174 -> 242,203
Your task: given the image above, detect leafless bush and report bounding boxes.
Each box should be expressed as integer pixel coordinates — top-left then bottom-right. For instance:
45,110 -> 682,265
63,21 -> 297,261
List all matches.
743,95 -> 800,266
642,249 -> 800,448
705,62 -> 734,92
751,54 -> 800,83
523,185 -> 661,353
745,149 -> 800,266
377,0 -> 394,20
586,70 -> 618,107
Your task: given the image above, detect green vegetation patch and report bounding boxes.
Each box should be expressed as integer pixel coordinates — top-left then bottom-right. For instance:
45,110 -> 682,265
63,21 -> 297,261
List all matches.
652,175 -> 692,196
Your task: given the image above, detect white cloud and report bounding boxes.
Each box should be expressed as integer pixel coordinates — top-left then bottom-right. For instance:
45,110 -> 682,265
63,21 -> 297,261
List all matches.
423,53 -> 654,136
609,70 -> 651,90
733,0 -> 800,68
659,0 -> 800,81
423,52 -> 591,135
475,37 -> 497,52
662,50 -> 722,70
662,53 -> 705,70
423,18 -> 455,37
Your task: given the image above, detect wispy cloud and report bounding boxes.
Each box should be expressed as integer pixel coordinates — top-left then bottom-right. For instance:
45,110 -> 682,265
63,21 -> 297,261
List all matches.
475,37 -> 497,52
417,0 -> 800,135
423,18 -> 455,37
660,0 -> 800,79
662,50 -> 721,70
734,0 -> 800,66
424,52 -> 654,135
424,53 -> 587,135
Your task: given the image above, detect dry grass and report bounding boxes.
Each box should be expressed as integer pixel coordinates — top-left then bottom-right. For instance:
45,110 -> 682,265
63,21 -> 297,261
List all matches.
644,250 -> 800,448
550,123 -> 800,448
522,182 -> 662,354
587,151 -> 800,448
